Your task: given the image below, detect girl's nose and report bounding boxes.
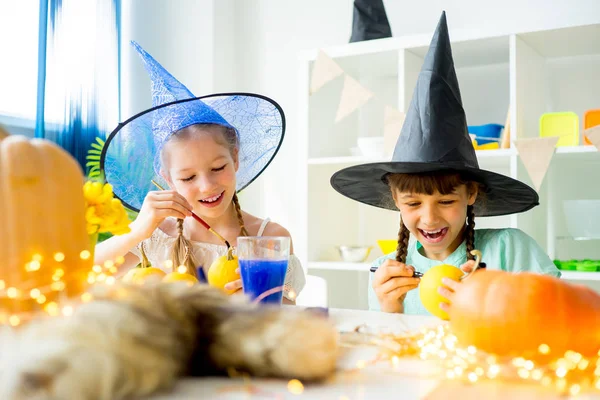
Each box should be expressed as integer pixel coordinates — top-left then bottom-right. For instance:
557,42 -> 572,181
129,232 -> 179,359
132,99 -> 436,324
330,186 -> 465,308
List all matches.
421,204 -> 440,225
197,174 -> 217,192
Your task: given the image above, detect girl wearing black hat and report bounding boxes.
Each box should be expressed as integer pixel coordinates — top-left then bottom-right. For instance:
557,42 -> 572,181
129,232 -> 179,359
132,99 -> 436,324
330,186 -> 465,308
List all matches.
330,12 -> 560,314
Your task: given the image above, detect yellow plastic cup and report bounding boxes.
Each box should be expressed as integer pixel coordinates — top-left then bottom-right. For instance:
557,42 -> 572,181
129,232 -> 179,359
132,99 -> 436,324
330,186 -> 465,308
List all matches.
539,112 -> 579,147
377,239 -> 397,255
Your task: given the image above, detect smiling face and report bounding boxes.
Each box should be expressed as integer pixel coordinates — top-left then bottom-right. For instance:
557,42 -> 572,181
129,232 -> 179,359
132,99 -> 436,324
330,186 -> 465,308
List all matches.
389,172 -> 479,261
160,124 -> 239,219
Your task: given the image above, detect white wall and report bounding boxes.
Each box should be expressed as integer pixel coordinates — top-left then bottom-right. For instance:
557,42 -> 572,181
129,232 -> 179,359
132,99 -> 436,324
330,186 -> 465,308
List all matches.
384,0 -> 600,38
121,0 -> 217,118
122,0 -> 600,265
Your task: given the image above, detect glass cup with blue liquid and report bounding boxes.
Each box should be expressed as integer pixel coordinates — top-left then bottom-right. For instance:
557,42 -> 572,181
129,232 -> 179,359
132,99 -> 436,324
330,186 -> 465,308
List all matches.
237,236 -> 290,305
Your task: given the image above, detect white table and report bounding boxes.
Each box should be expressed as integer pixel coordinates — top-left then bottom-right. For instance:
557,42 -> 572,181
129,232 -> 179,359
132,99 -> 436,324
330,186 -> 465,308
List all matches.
147,308 -> 600,399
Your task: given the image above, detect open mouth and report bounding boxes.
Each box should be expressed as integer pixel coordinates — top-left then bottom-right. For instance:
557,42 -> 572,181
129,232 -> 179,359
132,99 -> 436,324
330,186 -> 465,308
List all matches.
198,191 -> 224,207
418,227 -> 448,243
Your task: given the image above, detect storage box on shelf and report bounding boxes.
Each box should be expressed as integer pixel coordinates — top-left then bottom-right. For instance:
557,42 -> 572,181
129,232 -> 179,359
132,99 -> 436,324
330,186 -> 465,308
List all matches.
298,21 -> 600,309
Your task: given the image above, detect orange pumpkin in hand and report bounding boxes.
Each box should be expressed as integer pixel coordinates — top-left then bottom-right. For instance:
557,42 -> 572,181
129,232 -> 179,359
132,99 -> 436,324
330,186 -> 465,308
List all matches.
448,270 -> 600,359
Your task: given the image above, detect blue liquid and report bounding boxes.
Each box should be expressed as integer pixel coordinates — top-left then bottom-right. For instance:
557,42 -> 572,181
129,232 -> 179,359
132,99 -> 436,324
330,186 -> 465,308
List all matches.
239,259 -> 288,304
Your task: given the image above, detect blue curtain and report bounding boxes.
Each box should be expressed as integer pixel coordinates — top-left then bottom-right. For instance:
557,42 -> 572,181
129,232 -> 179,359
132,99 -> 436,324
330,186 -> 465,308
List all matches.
36,0 -> 121,173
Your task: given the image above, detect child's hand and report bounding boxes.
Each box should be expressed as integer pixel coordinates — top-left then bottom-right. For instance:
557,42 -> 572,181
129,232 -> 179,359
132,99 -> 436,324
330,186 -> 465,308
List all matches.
224,279 -> 243,294
224,268 -> 243,294
130,190 -> 193,239
437,261 -> 472,313
459,260 -> 477,274
372,259 -> 421,313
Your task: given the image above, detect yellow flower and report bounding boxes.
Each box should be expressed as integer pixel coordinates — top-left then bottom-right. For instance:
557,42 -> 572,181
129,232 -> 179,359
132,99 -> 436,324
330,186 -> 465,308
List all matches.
83,181 -> 114,206
84,181 -> 102,203
84,181 -> 132,236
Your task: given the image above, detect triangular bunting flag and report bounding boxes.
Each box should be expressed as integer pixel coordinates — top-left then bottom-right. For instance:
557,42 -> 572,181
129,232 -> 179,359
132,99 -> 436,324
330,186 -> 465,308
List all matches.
513,136 -> 559,191
310,50 -> 344,94
335,75 -> 374,122
584,125 -> 600,151
383,105 -> 405,156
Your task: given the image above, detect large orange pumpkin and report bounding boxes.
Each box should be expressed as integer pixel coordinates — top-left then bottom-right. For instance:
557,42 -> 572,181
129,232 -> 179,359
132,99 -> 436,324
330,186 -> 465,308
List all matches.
448,270 -> 600,359
0,135 -> 93,316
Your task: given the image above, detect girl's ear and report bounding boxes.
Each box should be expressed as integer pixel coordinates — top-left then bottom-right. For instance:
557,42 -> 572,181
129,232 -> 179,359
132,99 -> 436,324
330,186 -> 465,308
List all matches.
160,170 -> 174,189
467,184 -> 478,206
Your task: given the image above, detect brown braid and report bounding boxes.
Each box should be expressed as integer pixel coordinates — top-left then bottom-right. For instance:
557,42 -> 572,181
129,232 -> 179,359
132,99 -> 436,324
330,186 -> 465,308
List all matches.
169,219 -> 199,278
232,193 -> 250,237
465,205 -> 476,261
395,217 -> 410,263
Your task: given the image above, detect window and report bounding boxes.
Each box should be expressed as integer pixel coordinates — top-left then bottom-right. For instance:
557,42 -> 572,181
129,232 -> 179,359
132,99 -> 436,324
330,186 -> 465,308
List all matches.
0,2 -> 40,121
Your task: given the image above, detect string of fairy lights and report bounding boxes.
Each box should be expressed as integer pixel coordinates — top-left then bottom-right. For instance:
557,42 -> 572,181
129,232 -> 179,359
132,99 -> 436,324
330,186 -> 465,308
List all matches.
0,250 -> 127,326
366,323 -> 600,396
0,249 -> 223,327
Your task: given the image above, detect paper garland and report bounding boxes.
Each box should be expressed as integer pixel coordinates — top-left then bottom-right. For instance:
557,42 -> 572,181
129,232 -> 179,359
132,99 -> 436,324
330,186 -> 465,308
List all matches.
513,137 -> 559,191
309,48 -> 600,193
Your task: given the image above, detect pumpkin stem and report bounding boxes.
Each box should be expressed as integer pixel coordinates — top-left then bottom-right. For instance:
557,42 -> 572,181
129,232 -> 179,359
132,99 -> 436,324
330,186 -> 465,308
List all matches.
460,249 -> 482,281
138,242 -> 150,269
226,246 -> 235,261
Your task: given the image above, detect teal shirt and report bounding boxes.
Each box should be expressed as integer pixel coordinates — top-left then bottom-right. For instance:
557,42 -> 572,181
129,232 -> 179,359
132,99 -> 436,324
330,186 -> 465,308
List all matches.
368,228 -> 561,315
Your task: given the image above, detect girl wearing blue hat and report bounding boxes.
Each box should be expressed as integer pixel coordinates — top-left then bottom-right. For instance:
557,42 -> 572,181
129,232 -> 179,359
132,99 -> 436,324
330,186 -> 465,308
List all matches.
95,41 -> 305,303
330,12 -> 559,314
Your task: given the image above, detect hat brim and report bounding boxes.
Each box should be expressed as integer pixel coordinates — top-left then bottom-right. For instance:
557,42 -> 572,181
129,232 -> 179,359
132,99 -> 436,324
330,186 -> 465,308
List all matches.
100,93 -> 285,212
330,162 -> 539,217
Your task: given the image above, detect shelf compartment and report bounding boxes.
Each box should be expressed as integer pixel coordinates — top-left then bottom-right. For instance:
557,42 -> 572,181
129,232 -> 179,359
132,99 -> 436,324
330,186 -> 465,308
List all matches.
307,261 -> 370,272
560,271 -> 600,281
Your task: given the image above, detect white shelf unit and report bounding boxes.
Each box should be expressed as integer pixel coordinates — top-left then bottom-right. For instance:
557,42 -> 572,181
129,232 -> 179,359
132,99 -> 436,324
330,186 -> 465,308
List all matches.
307,262 -> 600,282
298,22 -> 600,309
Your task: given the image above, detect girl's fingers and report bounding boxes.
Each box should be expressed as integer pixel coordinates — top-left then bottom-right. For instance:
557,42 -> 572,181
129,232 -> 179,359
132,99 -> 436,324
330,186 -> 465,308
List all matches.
385,284 -> 419,299
373,262 -> 417,286
440,302 -> 450,313
437,285 -> 454,301
441,277 -> 461,292
379,276 -> 420,295
152,200 -> 192,217
151,191 -> 193,211
153,208 -> 188,221
224,279 -> 243,291
460,260 -> 476,273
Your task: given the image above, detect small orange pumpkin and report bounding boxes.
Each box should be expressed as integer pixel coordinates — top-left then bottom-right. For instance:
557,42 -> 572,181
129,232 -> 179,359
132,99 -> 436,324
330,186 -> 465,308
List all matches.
448,270 -> 600,359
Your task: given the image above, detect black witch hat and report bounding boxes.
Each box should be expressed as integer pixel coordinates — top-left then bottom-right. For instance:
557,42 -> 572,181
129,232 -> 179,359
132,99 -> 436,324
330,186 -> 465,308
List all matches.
331,11 -> 538,217
349,0 -> 392,43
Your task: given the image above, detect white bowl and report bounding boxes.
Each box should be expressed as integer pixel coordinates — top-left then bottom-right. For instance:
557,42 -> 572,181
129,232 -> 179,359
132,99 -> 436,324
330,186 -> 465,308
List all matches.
562,200 -> 600,239
357,137 -> 385,158
337,245 -> 372,263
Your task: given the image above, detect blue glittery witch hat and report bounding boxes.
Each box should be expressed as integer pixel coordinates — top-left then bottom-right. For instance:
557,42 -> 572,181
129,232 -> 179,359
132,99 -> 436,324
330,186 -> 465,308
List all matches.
101,41 -> 285,211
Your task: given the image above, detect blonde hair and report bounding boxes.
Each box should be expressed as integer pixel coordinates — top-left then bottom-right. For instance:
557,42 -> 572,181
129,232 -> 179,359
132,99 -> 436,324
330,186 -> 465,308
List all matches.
159,124 -> 249,275
386,171 -> 482,263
